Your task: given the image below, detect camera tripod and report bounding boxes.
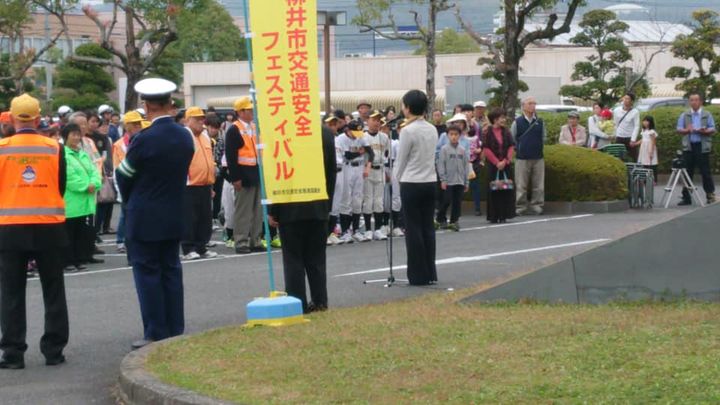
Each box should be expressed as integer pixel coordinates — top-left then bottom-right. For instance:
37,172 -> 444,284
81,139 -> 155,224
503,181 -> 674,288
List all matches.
660,167 -> 705,208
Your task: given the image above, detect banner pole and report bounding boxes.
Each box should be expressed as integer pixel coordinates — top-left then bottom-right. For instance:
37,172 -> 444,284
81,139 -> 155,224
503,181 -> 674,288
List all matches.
241,0 -> 276,293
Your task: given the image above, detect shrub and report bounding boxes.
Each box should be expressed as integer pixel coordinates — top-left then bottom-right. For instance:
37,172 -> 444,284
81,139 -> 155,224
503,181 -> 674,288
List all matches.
539,106 -> 720,173
544,144 -> 628,201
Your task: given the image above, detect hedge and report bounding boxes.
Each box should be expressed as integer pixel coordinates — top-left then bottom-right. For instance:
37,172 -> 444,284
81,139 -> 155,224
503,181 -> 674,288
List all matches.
467,144 -> 627,202
539,106 -> 720,173
544,144 -> 628,202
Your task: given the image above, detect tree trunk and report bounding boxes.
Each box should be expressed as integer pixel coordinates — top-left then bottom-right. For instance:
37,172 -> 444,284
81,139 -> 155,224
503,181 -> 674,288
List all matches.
125,71 -> 141,111
425,0 -> 438,114
503,1 -> 520,117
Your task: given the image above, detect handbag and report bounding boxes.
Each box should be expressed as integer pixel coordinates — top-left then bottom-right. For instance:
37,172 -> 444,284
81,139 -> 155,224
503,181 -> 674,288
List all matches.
490,171 -> 514,192
98,176 -> 117,203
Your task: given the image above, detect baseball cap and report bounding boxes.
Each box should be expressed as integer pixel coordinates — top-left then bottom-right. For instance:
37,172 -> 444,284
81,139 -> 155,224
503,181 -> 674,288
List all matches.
568,111 -> 580,118
324,114 -> 339,123
123,110 -> 143,124
184,106 -> 205,120
10,93 -> 41,122
369,110 -> 383,119
473,100 -> 487,108
347,120 -> 364,138
38,120 -> 51,132
233,97 -> 253,111
141,120 -> 151,129
356,100 -> 371,109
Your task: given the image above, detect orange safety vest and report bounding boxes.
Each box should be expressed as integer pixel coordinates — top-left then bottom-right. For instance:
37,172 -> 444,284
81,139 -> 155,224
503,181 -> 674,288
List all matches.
234,120 -> 258,166
0,132 -> 65,225
187,130 -> 216,186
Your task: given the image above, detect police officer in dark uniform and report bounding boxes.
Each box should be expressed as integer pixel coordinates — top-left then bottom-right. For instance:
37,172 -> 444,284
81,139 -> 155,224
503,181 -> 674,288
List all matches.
0,94 -> 69,369
269,125 -> 336,313
116,78 -> 194,349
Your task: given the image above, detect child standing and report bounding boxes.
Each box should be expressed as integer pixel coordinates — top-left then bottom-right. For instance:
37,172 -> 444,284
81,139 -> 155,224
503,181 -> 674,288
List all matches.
595,108 -> 615,149
635,116 -> 658,180
436,125 -> 469,231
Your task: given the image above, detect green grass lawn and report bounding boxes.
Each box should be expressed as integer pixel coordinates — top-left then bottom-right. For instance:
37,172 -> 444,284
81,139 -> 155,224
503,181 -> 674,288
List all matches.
148,291 -> 720,404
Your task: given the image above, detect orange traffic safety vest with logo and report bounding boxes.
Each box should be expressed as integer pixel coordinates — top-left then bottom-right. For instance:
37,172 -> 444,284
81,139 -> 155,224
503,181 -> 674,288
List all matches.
187,129 -> 216,186
234,120 -> 258,166
0,132 -> 65,225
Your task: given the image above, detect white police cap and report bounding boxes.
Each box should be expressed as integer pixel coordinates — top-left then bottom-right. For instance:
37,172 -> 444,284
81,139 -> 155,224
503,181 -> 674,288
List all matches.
134,78 -> 177,101
473,100 -> 487,108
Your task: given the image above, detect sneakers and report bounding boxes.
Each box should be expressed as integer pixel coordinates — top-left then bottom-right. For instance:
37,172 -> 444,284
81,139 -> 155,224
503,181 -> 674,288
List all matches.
340,232 -> 354,244
391,227 -> 405,237
225,239 -> 235,248
327,233 -> 342,245
708,193 -> 716,204
373,229 -> 387,240
117,243 -> 126,253
363,230 -> 373,241
447,222 -> 460,232
182,252 -> 201,261
352,231 -> 366,243
200,251 -> 218,259
271,236 -> 282,248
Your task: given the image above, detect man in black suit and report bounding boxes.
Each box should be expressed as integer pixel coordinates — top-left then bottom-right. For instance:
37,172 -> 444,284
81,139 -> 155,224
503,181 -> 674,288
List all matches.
116,78 -> 195,349
269,126 -> 336,313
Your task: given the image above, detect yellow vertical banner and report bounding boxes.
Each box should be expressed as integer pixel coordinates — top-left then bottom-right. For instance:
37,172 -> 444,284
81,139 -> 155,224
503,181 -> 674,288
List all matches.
249,0 -> 326,204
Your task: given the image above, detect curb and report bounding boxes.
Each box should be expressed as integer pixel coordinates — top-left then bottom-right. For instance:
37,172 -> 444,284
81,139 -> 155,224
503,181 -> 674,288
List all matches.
118,337 -> 236,405
462,199 -> 630,215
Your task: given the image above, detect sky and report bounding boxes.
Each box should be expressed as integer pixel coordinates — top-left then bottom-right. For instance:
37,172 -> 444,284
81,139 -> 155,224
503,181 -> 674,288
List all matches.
211,0 -> 720,56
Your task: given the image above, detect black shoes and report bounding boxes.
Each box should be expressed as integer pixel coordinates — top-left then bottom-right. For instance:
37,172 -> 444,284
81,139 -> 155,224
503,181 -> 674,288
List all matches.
306,302 -> 328,314
235,246 -> 251,254
45,355 -> 65,366
0,357 -> 25,370
0,355 -> 65,369
678,200 -> 692,206
86,258 -> 104,264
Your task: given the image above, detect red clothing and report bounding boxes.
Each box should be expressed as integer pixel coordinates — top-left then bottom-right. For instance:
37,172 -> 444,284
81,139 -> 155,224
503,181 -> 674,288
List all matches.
483,126 -> 514,166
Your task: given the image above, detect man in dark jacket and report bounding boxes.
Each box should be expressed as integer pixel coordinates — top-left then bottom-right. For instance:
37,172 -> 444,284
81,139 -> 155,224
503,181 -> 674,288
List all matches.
269,126 -> 336,313
116,78 -> 194,349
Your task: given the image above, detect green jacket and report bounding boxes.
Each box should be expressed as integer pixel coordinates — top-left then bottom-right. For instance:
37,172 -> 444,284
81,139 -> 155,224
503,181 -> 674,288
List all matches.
64,146 -> 102,219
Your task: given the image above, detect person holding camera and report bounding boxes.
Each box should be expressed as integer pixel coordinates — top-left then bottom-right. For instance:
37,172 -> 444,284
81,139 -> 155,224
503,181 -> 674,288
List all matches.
676,93 -> 716,205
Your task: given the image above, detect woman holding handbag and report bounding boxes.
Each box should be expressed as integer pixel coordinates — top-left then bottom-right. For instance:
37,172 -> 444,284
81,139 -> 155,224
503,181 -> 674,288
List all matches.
483,108 -> 516,224
62,123 -> 103,272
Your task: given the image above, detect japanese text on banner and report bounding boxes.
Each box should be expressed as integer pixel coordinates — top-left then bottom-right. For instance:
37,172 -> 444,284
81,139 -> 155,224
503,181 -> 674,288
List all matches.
249,0 -> 326,203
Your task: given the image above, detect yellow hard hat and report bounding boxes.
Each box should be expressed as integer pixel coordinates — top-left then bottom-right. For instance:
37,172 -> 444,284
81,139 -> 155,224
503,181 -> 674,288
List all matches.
233,97 -> 253,112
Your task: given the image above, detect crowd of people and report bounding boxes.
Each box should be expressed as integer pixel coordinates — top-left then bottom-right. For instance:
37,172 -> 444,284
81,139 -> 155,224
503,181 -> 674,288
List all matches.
1,83 -> 716,369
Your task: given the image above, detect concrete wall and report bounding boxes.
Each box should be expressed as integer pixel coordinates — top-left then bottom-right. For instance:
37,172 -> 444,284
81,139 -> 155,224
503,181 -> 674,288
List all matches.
183,45 -> 696,107
464,203 -> 720,304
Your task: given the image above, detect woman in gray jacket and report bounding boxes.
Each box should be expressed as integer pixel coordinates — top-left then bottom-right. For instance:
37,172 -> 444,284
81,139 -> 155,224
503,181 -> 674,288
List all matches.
394,90 -> 438,285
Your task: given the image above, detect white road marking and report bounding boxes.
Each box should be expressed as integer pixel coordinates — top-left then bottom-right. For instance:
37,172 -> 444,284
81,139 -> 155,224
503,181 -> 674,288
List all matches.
36,214 -> 596,279
333,238 -> 611,278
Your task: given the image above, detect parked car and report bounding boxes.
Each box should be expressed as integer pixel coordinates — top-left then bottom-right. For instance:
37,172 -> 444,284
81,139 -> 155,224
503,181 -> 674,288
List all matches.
634,97 -> 687,112
535,104 -> 593,114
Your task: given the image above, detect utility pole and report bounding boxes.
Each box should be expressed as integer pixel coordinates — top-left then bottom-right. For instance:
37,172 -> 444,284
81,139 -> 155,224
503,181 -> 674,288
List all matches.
44,10 -> 53,104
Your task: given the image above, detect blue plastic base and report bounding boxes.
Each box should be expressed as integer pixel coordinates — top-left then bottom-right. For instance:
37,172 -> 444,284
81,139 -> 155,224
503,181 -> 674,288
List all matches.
245,294 -> 307,327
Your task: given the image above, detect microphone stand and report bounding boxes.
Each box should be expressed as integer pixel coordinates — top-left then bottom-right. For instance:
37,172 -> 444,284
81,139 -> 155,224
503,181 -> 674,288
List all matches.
364,129 -> 408,287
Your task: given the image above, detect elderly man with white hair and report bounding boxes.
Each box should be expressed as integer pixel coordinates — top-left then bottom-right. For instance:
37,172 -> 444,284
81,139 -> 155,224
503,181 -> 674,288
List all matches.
510,96 -> 546,215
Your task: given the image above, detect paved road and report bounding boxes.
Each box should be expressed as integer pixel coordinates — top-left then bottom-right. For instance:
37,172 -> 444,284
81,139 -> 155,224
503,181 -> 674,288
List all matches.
0,204 -> 698,404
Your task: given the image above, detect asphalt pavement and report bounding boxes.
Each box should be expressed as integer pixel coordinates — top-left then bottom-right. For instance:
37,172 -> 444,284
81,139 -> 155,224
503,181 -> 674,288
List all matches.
0,202 -> 700,404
